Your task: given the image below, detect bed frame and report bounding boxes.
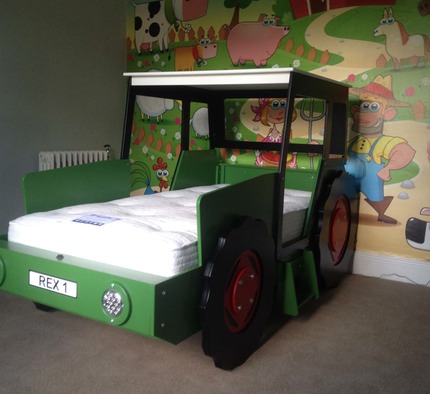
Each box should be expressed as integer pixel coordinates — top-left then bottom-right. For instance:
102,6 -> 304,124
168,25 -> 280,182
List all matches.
0,68 -> 359,370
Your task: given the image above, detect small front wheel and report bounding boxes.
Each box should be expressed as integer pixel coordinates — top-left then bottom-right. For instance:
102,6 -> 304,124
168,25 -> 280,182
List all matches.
33,302 -> 56,312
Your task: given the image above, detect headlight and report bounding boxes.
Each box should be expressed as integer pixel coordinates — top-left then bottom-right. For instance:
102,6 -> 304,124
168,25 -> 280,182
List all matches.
101,282 -> 130,326
102,289 -> 124,317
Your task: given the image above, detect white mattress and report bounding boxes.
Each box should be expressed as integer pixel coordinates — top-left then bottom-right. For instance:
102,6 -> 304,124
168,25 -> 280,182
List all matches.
8,185 -> 311,277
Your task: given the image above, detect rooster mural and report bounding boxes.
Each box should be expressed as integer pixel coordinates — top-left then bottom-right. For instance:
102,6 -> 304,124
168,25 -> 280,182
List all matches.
152,157 -> 170,191
130,158 -> 170,193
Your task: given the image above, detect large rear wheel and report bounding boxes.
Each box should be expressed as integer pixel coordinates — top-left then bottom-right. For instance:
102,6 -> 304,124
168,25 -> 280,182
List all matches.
312,170 -> 359,289
199,217 -> 276,370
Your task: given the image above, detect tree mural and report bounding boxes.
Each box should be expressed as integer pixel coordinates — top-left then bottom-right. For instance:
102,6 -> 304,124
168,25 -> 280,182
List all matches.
224,0 -> 259,28
272,0 -> 294,24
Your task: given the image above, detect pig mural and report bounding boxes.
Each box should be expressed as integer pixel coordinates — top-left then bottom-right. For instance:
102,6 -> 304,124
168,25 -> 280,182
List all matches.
168,37 -> 218,71
132,0 -> 209,54
227,15 -> 290,67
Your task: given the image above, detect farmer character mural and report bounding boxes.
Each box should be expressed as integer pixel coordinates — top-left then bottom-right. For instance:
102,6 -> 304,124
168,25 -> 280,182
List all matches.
346,75 -> 416,225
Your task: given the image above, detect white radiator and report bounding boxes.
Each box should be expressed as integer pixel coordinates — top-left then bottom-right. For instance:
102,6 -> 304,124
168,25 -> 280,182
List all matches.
39,146 -> 110,171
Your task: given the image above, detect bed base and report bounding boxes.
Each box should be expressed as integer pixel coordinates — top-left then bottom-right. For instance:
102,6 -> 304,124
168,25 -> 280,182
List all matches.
0,159 -> 323,347
0,235 -> 204,344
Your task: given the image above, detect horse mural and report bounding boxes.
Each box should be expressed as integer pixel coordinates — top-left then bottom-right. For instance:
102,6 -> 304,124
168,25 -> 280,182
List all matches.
374,8 -> 430,70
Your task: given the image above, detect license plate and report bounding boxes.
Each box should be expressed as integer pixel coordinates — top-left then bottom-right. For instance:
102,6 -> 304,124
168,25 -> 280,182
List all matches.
29,271 -> 78,298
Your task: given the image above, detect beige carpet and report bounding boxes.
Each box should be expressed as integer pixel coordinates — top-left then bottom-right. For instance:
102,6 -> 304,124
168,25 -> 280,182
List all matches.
1,275 -> 429,394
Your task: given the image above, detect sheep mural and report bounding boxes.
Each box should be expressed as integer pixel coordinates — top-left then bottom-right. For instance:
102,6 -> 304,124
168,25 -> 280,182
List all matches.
191,107 -> 209,139
136,95 -> 174,122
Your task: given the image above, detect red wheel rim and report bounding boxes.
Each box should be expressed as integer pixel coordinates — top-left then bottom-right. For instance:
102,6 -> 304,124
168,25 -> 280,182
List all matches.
224,250 -> 262,333
328,195 -> 351,265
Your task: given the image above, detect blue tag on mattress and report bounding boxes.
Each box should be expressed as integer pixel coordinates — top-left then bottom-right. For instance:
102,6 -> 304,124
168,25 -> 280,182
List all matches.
73,214 -> 119,226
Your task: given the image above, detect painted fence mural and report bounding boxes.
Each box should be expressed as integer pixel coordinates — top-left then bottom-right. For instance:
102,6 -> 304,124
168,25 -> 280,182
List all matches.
125,0 -> 430,272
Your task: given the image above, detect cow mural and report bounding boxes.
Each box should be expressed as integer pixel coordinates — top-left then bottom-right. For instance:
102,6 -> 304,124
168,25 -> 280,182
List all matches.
168,37 -> 218,71
132,0 -> 209,54
227,15 -> 290,67
406,213 -> 430,252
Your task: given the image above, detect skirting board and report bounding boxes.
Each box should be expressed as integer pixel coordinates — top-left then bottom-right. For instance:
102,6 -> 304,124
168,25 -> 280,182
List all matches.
352,251 -> 430,287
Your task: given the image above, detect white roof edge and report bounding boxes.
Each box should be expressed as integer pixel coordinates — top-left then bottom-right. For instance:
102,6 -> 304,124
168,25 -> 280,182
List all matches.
123,68 -> 296,87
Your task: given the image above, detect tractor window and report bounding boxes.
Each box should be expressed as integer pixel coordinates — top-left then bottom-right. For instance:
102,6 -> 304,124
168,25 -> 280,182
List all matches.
127,95 -> 209,194
220,96 -> 328,171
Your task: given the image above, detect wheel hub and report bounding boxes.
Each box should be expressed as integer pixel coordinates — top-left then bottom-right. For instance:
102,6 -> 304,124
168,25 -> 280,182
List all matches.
328,195 -> 350,265
224,250 -> 261,333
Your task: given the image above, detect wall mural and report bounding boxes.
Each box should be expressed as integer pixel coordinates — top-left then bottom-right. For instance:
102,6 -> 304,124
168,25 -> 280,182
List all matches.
125,0 -> 430,270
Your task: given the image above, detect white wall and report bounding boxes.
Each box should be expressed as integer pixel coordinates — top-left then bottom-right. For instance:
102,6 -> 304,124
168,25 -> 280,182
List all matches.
0,0 -> 127,233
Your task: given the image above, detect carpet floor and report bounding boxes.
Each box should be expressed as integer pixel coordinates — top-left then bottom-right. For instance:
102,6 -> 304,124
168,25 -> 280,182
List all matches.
1,274 -> 429,394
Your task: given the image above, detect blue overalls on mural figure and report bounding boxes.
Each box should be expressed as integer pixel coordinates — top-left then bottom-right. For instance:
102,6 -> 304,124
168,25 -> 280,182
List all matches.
346,132 -> 416,225
346,134 -> 384,202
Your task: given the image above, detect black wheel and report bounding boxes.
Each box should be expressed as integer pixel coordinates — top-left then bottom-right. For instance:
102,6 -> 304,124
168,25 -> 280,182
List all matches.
33,302 -> 56,312
312,170 -> 359,289
199,217 -> 276,370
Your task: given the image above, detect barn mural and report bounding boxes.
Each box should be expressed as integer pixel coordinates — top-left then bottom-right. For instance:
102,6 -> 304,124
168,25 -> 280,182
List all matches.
125,0 -> 430,276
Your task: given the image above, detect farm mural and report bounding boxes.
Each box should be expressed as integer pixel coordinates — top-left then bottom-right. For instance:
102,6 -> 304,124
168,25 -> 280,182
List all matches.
125,0 -> 430,272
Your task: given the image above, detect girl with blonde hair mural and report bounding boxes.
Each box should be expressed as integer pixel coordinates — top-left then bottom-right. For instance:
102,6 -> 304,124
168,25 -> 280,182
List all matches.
251,97 -> 297,167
